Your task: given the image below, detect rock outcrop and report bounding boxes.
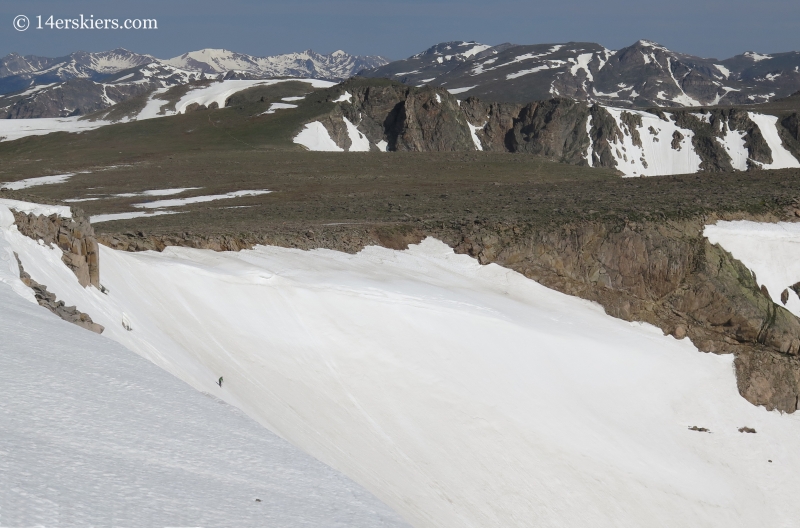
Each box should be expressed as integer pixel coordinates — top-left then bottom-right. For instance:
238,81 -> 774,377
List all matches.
14,252 -> 104,334
311,80 -> 800,176
13,209 -> 100,288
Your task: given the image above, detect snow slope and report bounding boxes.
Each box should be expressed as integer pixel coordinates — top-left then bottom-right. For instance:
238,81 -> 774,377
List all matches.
170,79 -> 334,115
603,107 -> 702,177
0,243 -> 407,525
747,113 -> 800,169
294,121 -> 344,151
705,220 -> 800,318
4,205 -> 800,527
595,109 -> 799,177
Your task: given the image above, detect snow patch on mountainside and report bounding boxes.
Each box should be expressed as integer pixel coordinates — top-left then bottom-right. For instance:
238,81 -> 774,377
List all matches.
294,121 -> 343,151
343,117 -> 371,151
0,116 -> 110,142
172,79 -> 335,115
604,108 -> 702,177
704,221 -> 800,318
467,121 -> 485,151
716,129 -> 749,171
447,86 -> 477,94
1,174 -> 74,190
747,113 -> 800,169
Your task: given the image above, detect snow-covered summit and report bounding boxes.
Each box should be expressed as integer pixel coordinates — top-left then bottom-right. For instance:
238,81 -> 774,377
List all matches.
363,39 -> 800,107
164,48 -> 389,81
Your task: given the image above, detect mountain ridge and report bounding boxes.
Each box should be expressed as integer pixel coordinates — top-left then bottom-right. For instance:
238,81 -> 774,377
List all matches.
0,47 -> 388,95
360,39 -> 800,108
0,47 -> 388,118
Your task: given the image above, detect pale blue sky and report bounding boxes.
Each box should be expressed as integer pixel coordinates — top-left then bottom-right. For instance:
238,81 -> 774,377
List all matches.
1,0 -> 798,60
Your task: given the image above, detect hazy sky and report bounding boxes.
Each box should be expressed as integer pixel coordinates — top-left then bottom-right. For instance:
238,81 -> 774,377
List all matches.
1,0 -> 798,60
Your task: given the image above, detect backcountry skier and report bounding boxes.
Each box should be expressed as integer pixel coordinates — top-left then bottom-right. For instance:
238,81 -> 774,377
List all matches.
218,376 -> 223,388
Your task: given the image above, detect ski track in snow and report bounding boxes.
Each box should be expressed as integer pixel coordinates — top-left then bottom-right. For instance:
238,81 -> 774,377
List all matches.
3,203 -> 800,527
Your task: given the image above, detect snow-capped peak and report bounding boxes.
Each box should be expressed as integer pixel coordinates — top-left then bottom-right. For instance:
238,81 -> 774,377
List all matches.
743,51 -> 772,62
636,40 -> 669,52
163,48 -> 388,81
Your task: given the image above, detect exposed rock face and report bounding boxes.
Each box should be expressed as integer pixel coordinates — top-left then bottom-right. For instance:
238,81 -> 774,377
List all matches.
14,252 -> 104,334
13,209 -> 100,288
326,80 -> 475,152
98,215 -> 800,413
313,80 -> 800,175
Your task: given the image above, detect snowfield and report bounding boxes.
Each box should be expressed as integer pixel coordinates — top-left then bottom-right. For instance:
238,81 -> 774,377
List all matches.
0,216 -> 407,527
2,202 -> 800,527
705,220 -> 800,318
602,107 -> 703,177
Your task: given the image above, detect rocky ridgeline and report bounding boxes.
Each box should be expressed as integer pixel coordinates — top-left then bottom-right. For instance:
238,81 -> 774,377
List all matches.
315,80 -> 800,176
12,209 -> 100,288
98,214 -> 800,413
13,252 -> 103,334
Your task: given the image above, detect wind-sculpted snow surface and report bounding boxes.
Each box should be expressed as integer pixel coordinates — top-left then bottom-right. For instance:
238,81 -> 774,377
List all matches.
3,205 -> 800,527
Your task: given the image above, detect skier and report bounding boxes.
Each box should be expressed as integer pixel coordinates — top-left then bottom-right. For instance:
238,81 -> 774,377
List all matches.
217,376 -> 223,388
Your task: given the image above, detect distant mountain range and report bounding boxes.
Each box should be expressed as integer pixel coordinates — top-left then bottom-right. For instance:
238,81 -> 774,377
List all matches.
360,40 -> 800,108
0,48 -> 389,118
2,40 -> 800,120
